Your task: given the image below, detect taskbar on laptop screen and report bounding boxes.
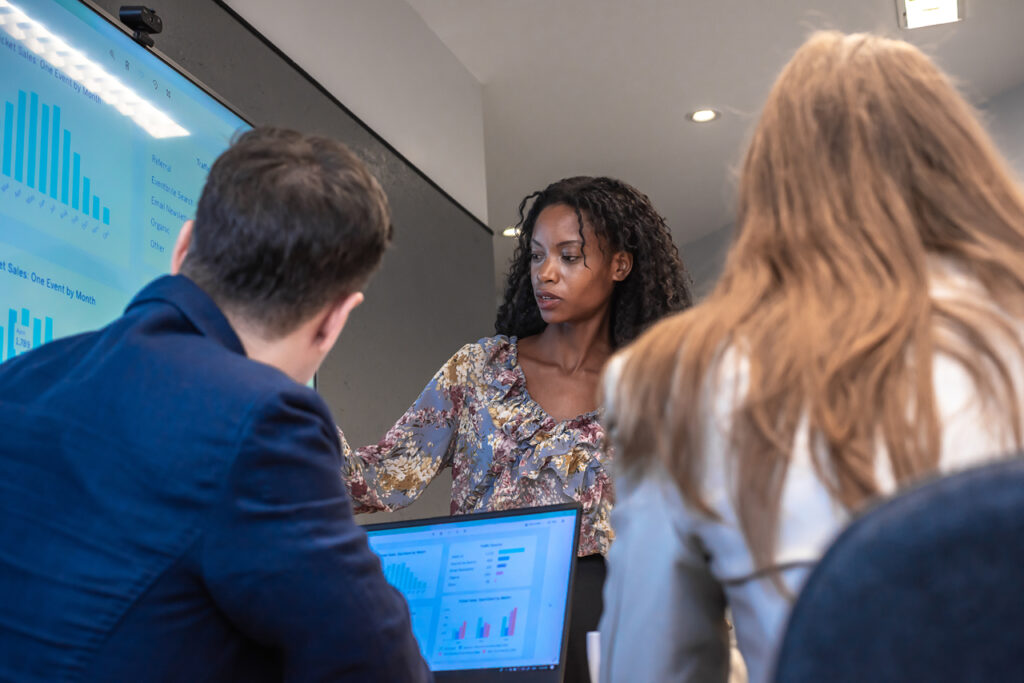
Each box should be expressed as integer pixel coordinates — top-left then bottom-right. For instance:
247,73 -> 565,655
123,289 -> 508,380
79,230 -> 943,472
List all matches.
436,664 -> 562,683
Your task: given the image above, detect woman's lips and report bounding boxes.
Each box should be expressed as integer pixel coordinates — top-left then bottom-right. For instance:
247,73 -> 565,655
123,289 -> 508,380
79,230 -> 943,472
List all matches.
535,292 -> 561,310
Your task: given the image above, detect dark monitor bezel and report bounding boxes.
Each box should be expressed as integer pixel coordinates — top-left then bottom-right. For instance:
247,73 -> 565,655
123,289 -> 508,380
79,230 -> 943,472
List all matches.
76,0 -> 252,127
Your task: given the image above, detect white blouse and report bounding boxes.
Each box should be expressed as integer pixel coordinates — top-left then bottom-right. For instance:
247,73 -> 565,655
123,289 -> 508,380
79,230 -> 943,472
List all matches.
599,269 -> 1024,683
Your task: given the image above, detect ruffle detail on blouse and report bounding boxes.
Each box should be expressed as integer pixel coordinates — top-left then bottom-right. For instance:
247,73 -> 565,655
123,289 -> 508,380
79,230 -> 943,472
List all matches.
479,335 -> 606,488
481,335 -> 521,402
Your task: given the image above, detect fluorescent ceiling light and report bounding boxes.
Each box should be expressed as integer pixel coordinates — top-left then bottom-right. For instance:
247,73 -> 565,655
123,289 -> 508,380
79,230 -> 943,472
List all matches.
688,109 -> 719,123
897,0 -> 964,29
0,0 -> 189,138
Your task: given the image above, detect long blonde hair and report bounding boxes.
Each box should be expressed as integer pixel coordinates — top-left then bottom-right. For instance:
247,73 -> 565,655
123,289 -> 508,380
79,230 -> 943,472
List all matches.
606,31 -> 1024,575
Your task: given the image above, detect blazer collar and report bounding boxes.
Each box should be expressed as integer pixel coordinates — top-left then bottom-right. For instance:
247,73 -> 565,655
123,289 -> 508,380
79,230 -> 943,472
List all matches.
126,275 -> 246,356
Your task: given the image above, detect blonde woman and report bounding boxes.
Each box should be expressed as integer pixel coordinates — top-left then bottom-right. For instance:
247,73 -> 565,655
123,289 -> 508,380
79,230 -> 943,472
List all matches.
598,31 -> 1024,683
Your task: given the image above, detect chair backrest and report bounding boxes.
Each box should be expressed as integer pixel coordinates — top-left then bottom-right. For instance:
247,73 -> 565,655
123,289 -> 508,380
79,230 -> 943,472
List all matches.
772,456 -> 1024,682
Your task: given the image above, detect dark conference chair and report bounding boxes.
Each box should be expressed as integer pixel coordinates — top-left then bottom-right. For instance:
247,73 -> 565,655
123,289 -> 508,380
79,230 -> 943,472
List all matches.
772,456 -> 1024,683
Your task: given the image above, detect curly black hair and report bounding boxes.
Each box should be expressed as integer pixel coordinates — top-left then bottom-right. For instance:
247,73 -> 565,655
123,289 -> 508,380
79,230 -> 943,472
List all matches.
495,176 -> 693,348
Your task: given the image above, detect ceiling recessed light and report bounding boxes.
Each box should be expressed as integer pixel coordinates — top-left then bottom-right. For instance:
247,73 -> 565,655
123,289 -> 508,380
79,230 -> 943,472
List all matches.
688,109 -> 719,123
897,0 -> 964,29
502,226 -> 519,238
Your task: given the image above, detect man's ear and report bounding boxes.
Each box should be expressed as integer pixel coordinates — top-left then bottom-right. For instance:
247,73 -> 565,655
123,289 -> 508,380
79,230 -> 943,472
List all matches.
170,220 -> 194,275
611,251 -> 633,282
315,292 -> 365,354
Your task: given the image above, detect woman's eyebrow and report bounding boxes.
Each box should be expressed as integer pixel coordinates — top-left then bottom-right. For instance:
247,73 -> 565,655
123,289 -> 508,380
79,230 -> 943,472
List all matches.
531,239 -> 583,248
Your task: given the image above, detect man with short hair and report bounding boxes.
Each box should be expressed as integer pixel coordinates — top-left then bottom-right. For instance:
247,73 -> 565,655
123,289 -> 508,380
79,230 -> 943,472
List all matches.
0,127 -> 431,682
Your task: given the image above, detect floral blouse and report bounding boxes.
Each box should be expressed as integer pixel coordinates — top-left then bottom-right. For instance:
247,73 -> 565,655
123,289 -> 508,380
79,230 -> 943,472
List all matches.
338,335 -> 613,556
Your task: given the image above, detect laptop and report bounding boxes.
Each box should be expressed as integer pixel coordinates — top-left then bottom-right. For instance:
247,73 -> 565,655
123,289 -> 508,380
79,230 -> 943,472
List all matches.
364,503 -> 581,682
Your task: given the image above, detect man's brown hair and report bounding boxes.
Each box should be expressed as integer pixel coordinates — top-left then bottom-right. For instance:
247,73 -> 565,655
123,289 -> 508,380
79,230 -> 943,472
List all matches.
182,127 -> 392,337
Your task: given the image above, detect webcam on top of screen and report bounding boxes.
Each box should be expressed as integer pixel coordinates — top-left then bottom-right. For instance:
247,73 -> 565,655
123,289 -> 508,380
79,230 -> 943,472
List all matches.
118,5 -> 163,48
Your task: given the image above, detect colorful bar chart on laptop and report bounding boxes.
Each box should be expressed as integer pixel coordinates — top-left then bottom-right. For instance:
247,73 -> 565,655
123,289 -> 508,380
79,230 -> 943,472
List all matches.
435,590 -> 530,658
444,536 -> 537,592
448,606 -> 517,641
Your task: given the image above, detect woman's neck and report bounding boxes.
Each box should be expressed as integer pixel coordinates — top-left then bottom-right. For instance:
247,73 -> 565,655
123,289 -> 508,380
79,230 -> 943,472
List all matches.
530,312 -> 613,375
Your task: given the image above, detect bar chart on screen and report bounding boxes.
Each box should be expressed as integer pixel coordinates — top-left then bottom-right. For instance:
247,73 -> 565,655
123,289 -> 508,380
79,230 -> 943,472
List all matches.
444,536 -> 537,592
434,590 -> 530,661
2,91 -> 113,223
364,508 -> 579,672
449,605 -> 519,640
0,88 -> 131,267
0,305 -> 53,362
0,0 -> 248,359
0,244 -> 125,363
378,545 -> 443,600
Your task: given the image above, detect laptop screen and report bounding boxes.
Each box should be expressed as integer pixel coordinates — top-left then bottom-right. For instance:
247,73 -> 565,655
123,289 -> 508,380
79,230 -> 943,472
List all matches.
364,504 -> 580,681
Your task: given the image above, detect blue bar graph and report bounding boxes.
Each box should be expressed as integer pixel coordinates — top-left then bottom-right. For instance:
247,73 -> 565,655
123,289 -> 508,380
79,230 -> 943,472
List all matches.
39,104 -> 49,193
49,105 -> 60,198
1,90 -> 113,223
61,129 -> 70,203
71,153 -> 80,210
2,101 -> 11,176
4,307 -> 55,361
14,90 -> 25,182
5,309 -> 13,362
382,562 -> 429,597
26,92 -> 38,189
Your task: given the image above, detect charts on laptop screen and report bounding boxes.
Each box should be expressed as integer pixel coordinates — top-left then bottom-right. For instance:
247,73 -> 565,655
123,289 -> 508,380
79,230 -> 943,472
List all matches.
365,506 -> 580,678
0,0 -> 248,363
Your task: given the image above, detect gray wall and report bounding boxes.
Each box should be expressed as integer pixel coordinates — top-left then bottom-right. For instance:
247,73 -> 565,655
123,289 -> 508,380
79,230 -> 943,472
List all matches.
984,79 -> 1024,176
90,0 -> 494,521
681,222 -> 734,299
681,77 -> 1024,300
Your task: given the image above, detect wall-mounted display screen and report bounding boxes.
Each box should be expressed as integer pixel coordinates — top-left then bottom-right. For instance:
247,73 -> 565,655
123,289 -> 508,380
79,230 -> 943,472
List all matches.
0,0 -> 249,362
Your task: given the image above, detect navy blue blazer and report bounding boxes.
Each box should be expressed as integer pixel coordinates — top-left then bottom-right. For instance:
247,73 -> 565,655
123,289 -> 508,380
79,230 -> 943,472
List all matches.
0,275 -> 431,682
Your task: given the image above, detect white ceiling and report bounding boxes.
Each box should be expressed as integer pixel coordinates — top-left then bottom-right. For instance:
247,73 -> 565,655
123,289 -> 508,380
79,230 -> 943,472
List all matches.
403,0 -> 1024,288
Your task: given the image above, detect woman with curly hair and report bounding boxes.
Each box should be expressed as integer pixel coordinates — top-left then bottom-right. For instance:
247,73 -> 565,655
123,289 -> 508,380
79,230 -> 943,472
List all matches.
340,175 -> 692,682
